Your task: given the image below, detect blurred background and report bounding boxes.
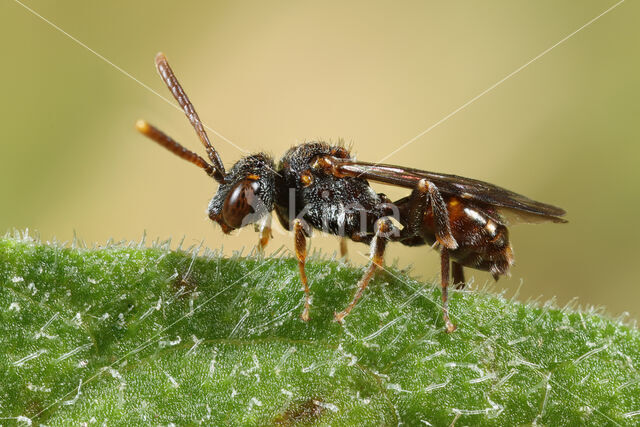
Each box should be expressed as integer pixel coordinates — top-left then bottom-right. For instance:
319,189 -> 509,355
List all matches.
1,1 -> 638,318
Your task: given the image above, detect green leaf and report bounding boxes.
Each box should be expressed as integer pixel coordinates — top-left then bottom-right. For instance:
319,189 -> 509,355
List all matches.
1,234 -> 639,425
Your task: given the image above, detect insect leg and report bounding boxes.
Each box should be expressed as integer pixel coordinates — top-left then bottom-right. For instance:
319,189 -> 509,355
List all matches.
452,261 -> 466,290
402,179 -> 457,250
334,218 -> 392,323
421,180 -> 457,249
339,238 -> 349,259
256,215 -> 272,252
293,219 -> 312,322
440,248 -> 457,333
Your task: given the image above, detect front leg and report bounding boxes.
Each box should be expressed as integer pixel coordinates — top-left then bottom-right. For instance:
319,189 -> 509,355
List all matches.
256,215 -> 272,252
339,237 -> 349,259
335,218 -> 394,323
293,219 -> 312,321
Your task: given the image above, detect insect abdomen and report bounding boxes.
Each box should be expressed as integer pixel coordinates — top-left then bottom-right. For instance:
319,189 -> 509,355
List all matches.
423,197 -> 514,277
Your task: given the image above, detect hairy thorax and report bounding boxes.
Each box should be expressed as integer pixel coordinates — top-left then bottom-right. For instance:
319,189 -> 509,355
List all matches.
274,142 -> 390,241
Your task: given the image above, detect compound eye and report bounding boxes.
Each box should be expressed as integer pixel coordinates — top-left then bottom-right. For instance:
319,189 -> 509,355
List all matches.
222,179 -> 260,229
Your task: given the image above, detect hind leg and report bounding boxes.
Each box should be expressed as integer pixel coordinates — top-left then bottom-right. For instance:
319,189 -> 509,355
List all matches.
401,179 -> 457,250
452,261 -> 466,290
440,248 -> 457,333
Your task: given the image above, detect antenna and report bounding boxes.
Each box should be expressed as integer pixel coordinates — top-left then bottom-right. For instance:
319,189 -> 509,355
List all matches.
154,52 -> 226,180
136,119 -> 219,179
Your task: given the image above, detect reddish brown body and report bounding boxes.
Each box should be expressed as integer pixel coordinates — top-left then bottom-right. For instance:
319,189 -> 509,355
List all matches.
418,196 -> 513,278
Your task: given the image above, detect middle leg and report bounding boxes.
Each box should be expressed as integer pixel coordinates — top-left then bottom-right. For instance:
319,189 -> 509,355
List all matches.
334,218 -> 393,323
293,219 -> 312,321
